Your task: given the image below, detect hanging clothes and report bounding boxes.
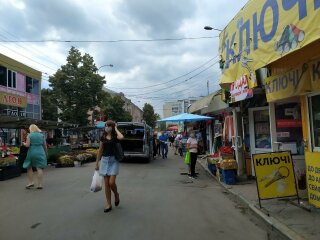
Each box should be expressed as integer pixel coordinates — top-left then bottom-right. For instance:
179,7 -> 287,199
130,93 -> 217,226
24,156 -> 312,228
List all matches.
222,116 -> 234,144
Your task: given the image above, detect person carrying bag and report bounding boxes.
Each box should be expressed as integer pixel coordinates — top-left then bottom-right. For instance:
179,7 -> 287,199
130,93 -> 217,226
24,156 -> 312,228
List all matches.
95,120 -> 124,213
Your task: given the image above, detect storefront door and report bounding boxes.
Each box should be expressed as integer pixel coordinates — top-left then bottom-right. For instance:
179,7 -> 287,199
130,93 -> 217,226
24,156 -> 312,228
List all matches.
249,106 -> 273,176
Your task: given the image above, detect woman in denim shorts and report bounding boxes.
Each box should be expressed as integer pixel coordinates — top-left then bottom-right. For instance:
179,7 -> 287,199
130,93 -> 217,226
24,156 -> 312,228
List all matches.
95,120 -> 124,212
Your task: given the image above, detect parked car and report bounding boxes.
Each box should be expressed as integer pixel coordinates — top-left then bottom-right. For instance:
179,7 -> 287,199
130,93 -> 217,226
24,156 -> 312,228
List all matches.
117,122 -> 153,162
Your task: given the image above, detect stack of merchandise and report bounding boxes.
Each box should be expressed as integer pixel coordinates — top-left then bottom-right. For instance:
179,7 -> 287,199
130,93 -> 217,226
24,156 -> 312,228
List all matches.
207,153 -> 219,176
218,146 -> 237,185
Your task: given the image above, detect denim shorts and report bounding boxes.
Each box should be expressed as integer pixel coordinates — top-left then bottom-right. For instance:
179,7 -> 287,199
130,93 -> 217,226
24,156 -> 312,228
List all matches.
99,156 -> 119,176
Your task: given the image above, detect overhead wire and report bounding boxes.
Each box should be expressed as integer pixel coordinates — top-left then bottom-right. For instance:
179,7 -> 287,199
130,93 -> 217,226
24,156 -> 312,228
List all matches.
0,36 -> 218,43
125,60 -> 218,97
108,55 -> 218,90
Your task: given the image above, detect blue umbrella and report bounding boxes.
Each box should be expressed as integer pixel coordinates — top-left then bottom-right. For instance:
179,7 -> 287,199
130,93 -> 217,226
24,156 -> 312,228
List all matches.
95,121 -> 105,128
158,113 -> 213,122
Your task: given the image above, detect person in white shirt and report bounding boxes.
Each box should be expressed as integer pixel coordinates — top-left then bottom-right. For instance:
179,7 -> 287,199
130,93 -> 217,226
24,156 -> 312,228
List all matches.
187,131 -> 198,179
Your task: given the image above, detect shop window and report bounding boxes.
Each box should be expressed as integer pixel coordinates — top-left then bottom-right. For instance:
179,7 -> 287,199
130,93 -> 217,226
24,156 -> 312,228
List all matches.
7,70 -> 17,88
310,95 -> 320,151
34,104 -> 40,114
253,109 -> 271,149
0,66 -> 7,86
32,79 -> 39,95
26,76 -> 33,93
275,102 -> 303,155
26,104 -> 33,118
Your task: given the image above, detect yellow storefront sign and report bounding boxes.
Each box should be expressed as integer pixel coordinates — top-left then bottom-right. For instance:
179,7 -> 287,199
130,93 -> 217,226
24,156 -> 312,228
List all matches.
264,62 -> 311,102
0,91 -> 27,108
310,58 -> 320,91
306,152 -> 320,208
253,151 -> 297,200
219,0 -> 320,87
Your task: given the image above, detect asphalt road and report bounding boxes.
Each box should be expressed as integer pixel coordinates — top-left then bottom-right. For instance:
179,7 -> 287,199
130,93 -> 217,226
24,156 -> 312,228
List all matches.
0,150 -> 270,240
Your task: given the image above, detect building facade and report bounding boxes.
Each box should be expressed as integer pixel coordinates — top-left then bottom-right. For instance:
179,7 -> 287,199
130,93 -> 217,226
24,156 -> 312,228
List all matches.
102,87 -> 143,122
0,53 -> 42,145
163,98 -> 198,118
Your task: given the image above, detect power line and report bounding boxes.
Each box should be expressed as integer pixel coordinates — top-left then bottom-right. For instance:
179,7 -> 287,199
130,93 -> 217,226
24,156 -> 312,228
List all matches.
0,27 -> 62,68
0,36 -> 218,43
125,61 -> 218,97
108,55 -> 218,90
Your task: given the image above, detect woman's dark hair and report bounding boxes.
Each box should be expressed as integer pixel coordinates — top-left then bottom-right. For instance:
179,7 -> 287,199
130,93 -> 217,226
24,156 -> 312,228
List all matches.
102,120 -> 117,140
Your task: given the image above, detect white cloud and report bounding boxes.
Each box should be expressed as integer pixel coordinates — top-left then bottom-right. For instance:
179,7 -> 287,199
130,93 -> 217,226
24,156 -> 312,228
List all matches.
0,0 -> 248,115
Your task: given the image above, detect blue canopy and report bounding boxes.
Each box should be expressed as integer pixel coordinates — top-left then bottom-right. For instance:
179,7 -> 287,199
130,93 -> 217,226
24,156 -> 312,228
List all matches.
158,113 -> 213,122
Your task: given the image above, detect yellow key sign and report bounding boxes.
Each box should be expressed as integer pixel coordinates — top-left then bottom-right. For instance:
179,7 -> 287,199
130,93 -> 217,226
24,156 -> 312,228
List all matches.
253,152 -> 297,200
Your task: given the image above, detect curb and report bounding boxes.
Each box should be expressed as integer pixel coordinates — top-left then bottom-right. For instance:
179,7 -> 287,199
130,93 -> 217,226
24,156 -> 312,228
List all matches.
197,159 -> 305,240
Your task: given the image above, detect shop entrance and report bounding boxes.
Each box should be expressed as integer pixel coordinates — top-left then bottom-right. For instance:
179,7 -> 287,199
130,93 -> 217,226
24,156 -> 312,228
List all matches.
249,106 -> 272,176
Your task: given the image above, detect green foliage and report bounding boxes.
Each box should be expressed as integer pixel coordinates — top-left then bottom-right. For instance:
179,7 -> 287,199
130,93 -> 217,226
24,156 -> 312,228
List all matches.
159,122 -> 167,131
41,88 -> 58,121
49,47 -> 106,126
142,103 -> 157,128
102,95 -> 132,122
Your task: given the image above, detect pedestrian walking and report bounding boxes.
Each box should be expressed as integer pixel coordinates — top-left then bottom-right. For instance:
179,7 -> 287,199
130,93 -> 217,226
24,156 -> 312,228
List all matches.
95,120 -> 124,213
187,131 -> 198,179
174,132 -> 182,155
159,131 -> 169,159
23,124 -> 48,189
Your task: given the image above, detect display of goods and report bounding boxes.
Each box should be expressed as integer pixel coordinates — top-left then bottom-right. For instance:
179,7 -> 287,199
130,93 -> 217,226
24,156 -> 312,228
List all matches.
210,153 -> 220,158
57,155 -> 75,165
0,156 -> 17,167
219,159 -> 237,170
219,146 -> 233,154
10,147 -> 20,155
207,157 -> 219,164
85,148 -> 98,154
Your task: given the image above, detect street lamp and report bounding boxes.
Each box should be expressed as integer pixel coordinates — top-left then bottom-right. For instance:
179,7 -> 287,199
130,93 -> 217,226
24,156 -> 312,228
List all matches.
204,26 -> 222,32
97,64 -> 113,72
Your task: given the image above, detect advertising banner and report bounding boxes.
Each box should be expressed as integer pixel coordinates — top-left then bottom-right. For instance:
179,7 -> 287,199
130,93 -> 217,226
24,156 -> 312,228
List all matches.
264,61 -> 311,102
230,75 -> 253,103
219,0 -> 320,87
253,151 -> 298,201
310,58 -> 320,91
0,91 -> 27,108
306,152 -> 320,208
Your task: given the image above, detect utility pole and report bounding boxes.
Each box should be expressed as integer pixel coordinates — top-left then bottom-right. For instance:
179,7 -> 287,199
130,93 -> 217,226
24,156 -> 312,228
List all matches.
207,80 -> 209,96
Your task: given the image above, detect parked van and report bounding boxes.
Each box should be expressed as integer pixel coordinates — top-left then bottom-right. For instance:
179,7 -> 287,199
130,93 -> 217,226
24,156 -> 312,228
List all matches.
117,122 -> 153,162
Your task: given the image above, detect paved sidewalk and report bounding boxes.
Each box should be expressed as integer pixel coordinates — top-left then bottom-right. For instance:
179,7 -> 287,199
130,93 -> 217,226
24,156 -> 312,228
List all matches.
197,157 -> 320,240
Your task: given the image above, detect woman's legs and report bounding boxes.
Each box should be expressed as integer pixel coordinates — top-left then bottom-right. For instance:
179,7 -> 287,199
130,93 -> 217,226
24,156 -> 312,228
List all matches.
27,167 -> 34,185
36,168 -> 44,188
104,176 -> 112,208
109,176 -> 119,203
190,152 -> 197,177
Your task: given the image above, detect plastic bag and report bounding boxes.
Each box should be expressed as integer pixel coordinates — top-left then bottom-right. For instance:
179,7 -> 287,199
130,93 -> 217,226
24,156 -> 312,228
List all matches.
90,170 -> 103,192
184,151 -> 191,165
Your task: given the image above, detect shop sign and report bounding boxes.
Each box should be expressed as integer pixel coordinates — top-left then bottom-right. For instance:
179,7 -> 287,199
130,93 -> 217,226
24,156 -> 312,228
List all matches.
230,75 -> 253,103
276,119 -> 302,128
264,62 -> 312,102
310,58 -> 320,91
5,109 -> 26,117
219,0 -> 320,86
0,91 -> 27,108
306,152 -> 320,208
253,151 -> 298,202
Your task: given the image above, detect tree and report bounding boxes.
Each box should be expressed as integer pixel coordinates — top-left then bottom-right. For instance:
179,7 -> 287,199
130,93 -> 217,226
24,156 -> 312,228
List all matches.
142,103 -> 157,128
102,95 -> 132,122
41,88 -> 58,121
49,46 -> 106,126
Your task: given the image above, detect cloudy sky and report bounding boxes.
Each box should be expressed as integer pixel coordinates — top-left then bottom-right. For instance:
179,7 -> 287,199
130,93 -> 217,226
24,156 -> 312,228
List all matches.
0,0 -> 247,116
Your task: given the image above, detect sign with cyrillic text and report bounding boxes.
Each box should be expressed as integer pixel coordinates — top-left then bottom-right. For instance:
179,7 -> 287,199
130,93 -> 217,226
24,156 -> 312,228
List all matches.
253,151 -> 297,200
306,152 -> 320,208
